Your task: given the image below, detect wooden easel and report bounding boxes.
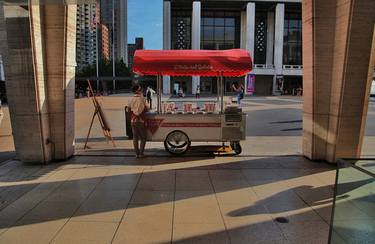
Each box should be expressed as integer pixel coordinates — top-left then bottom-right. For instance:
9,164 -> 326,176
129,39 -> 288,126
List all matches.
84,80 -> 116,149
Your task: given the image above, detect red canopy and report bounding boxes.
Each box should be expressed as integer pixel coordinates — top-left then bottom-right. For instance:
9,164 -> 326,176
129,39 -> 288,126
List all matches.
133,49 -> 252,77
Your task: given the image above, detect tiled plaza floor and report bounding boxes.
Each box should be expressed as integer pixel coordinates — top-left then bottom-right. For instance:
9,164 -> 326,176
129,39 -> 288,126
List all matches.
0,154 -> 336,244
1,95 -> 374,165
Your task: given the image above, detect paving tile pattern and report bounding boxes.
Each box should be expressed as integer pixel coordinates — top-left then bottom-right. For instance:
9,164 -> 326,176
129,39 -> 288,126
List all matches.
0,155 -> 339,243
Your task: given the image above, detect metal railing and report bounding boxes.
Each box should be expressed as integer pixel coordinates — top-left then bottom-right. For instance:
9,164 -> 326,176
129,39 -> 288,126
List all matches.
253,64 -> 275,69
282,65 -> 303,70
329,158 -> 375,244
252,64 -> 304,70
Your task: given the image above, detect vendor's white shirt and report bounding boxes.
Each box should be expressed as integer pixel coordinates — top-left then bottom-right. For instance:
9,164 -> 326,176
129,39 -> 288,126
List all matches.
148,88 -> 156,97
130,94 -> 146,116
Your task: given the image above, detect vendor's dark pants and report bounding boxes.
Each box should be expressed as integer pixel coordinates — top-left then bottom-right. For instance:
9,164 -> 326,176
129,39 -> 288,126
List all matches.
147,97 -> 152,109
131,122 -> 147,156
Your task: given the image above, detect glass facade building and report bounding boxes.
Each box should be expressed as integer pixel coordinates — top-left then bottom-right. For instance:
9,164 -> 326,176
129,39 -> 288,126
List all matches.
163,0 -> 303,95
283,5 -> 302,65
200,12 -> 240,50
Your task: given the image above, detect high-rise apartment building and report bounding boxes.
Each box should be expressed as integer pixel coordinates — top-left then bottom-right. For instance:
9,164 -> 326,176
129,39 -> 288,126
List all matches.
99,24 -> 110,61
127,37 -> 144,72
76,0 -> 128,70
76,4 -> 98,69
101,0 -> 128,63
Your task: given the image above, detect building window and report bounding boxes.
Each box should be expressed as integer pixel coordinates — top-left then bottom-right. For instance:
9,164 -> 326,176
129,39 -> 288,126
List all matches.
200,12 -> 240,50
172,11 -> 191,49
283,6 -> 302,65
254,11 -> 267,64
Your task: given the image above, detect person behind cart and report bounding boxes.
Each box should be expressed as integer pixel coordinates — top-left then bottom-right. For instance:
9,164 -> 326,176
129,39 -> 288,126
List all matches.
178,87 -> 185,98
296,86 -> 303,96
232,82 -> 244,106
146,86 -> 156,110
196,85 -> 200,99
129,84 -> 149,158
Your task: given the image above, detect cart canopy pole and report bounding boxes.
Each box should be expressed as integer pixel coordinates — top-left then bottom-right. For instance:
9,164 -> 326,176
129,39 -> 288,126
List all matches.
216,74 -> 220,105
220,72 -> 224,114
156,74 -> 159,113
160,74 -> 162,113
157,74 -> 162,114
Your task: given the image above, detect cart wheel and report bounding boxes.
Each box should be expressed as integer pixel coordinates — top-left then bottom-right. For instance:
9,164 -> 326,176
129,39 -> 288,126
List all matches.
164,130 -> 191,155
230,141 -> 242,155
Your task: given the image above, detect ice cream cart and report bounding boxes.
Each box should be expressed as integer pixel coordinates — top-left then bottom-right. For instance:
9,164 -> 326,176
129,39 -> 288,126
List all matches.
132,49 -> 252,155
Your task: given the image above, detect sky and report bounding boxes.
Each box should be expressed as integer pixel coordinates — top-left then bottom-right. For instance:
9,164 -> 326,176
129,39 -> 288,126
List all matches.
128,0 -> 163,50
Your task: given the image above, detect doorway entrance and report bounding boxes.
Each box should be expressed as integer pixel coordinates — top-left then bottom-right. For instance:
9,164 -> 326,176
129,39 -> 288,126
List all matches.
171,77 -> 191,95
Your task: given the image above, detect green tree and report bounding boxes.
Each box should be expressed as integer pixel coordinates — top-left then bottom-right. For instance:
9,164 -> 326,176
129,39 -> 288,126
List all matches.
76,59 -> 131,77
76,59 -> 133,93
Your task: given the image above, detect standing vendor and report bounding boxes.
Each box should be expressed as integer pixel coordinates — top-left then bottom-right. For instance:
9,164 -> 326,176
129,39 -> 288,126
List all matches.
129,84 -> 149,158
178,87 -> 184,98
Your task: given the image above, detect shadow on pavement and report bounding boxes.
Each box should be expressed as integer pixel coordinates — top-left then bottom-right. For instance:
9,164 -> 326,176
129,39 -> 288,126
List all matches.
0,156 -> 334,229
0,151 -> 16,164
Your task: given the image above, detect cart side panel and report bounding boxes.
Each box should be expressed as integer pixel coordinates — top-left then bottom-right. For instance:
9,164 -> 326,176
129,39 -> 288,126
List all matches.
145,114 -> 223,142
221,113 -> 247,141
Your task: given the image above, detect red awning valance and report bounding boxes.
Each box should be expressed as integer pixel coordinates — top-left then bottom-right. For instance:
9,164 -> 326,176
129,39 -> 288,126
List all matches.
133,49 -> 252,77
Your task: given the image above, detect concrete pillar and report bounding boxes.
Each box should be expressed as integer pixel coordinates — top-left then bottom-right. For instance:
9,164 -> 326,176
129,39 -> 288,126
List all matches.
273,3 -> 284,95
240,11 -> 247,49
302,0 -> 375,163
2,5 -> 48,163
192,1 -> 201,94
3,4 -> 77,163
163,0 -> 171,94
245,2 -> 255,95
44,4 -> 77,160
246,2 -> 255,58
266,11 -> 274,68
302,0 -> 337,161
